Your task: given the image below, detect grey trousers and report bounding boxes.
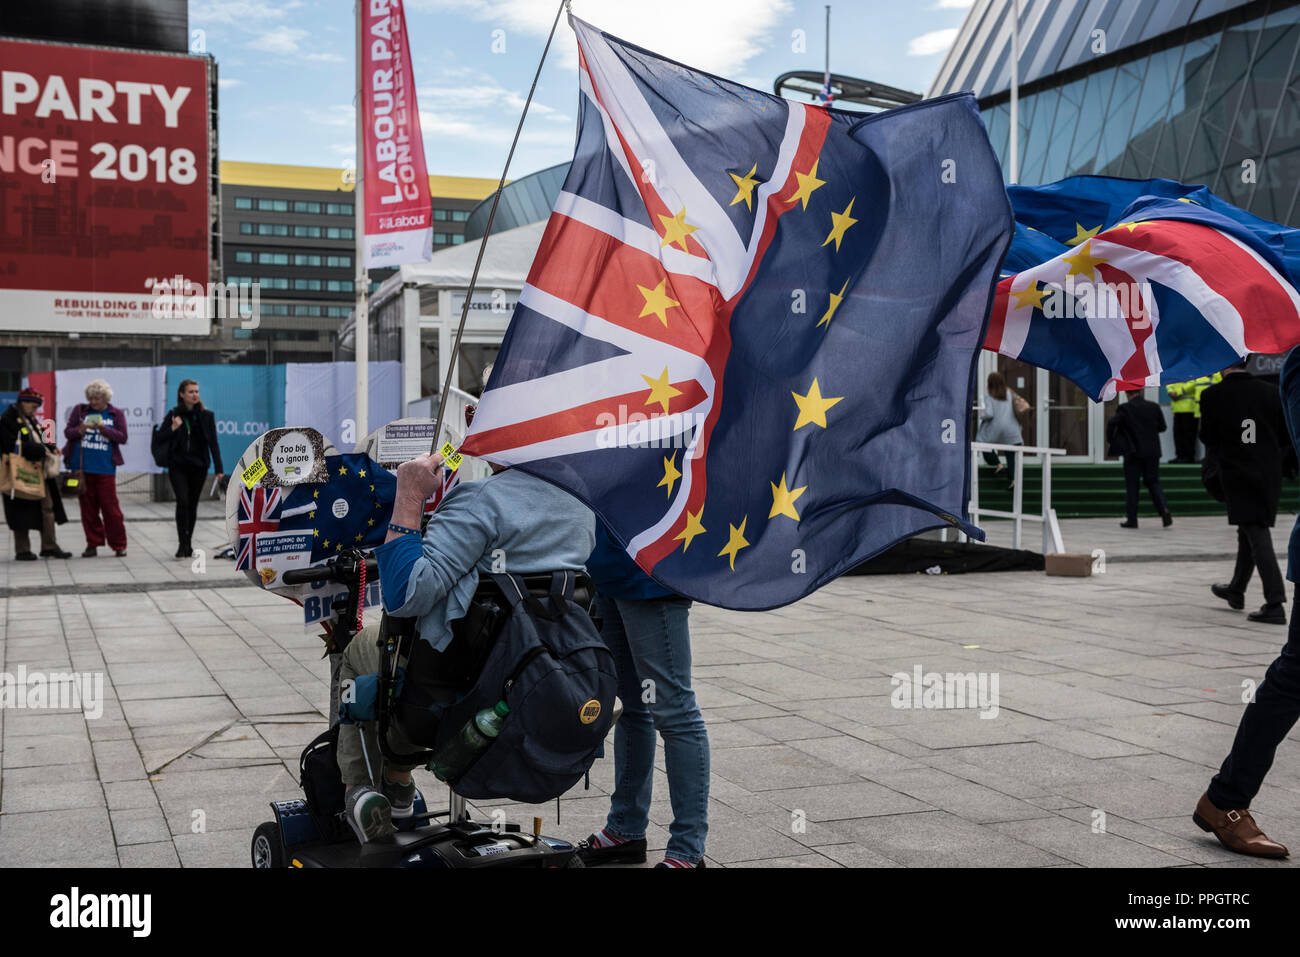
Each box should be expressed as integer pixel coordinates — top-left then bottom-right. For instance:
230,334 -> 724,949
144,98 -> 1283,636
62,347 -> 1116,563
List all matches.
336,624 -> 426,787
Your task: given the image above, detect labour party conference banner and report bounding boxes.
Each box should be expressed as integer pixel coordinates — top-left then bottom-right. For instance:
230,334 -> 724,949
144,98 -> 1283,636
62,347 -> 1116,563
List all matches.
360,0 -> 433,267
458,16 -> 1013,611
0,37 -> 211,335
986,175 -> 1300,401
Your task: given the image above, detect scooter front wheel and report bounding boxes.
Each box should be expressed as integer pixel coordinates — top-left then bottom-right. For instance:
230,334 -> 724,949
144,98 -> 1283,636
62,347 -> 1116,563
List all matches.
252,821 -> 286,869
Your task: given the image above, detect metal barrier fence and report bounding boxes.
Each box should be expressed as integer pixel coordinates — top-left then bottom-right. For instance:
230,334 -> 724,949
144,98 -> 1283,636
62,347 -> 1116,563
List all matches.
962,441 -> 1067,554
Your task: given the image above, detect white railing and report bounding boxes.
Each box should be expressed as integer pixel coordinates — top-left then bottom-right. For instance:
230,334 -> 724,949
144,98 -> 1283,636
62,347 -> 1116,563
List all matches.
961,441 -> 1067,554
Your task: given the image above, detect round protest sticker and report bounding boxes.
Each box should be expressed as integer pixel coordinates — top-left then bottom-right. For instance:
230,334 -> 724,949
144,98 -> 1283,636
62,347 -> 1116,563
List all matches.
332,498 -> 349,519
266,429 -> 321,485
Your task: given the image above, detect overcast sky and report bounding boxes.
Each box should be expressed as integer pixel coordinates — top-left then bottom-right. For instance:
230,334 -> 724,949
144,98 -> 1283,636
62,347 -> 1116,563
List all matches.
196,0 -> 973,179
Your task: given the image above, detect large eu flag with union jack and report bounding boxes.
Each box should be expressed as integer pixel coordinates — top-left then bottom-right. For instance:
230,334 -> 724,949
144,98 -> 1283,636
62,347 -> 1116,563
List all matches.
458,16 -> 1013,610
986,175 -> 1300,401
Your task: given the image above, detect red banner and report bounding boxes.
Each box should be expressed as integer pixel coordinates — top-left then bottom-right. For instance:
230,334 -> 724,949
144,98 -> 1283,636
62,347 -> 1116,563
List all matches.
0,38 -> 211,334
361,0 -> 432,267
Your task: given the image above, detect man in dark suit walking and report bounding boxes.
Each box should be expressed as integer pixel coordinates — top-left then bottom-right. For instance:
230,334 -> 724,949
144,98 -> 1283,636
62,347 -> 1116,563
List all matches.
1200,358 -> 1288,625
1194,349 -> 1300,859
1108,391 -> 1172,529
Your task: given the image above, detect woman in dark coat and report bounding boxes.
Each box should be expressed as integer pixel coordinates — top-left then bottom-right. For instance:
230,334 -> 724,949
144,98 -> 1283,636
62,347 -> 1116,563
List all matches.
0,387 -> 71,560
159,379 -> 225,558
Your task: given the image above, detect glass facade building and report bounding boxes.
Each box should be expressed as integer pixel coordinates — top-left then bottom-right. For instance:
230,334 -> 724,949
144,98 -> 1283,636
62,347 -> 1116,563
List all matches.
931,0 -> 1300,461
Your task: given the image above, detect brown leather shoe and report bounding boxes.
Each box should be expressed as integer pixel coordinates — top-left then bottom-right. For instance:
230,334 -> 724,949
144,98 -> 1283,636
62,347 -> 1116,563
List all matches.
1193,793 -> 1288,858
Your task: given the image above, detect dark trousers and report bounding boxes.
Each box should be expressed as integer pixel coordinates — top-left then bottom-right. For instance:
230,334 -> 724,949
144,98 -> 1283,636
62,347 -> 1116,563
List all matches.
1209,589 -> 1300,809
982,449 -> 1018,473
1173,412 -> 1198,462
79,472 -> 126,551
1122,454 -> 1168,522
168,465 -> 207,549
1230,523 -> 1286,607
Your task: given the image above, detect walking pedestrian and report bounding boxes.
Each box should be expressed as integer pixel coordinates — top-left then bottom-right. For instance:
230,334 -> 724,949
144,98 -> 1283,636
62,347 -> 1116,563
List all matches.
976,371 -> 1024,487
1,387 -> 71,560
63,379 -> 128,558
159,379 -> 224,558
1107,391 -> 1173,529
1201,358 -> 1287,624
1194,347 -> 1300,858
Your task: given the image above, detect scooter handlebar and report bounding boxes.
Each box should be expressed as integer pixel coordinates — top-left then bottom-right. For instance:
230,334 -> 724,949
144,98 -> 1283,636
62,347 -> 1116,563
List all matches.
281,557 -> 378,585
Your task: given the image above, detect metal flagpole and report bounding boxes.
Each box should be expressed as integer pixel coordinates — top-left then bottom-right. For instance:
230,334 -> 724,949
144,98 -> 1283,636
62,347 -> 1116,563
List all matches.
428,0 -> 570,453
1008,0 -> 1019,185
354,0 -> 369,442
823,5 -> 830,99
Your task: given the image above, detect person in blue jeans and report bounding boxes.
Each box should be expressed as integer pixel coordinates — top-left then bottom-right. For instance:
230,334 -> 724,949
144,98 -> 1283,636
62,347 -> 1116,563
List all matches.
579,521 -> 709,868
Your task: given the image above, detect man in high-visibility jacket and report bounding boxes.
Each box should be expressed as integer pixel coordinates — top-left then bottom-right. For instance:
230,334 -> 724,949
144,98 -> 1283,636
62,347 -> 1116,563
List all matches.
1167,372 -> 1222,463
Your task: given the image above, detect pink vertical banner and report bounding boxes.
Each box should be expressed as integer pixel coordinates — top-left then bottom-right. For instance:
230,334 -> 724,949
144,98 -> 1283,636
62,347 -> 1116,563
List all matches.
361,0 -> 433,267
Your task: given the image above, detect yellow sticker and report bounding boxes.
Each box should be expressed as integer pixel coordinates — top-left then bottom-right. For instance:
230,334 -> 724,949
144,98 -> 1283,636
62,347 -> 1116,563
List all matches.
438,441 -> 464,472
241,457 -> 269,489
66,478 -> 79,488
20,427 -> 28,434
579,699 -> 602,724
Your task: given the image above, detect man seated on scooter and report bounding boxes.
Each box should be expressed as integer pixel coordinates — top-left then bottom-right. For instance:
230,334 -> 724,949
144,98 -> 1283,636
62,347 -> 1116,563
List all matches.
337,449 -> 595,843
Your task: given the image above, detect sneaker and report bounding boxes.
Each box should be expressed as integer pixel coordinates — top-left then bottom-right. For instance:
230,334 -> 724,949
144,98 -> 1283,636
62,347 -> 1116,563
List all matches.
1119,520 -> 1138,529
175,545 -> 192,558
1161,511 -> 1173,528
114,549 -> 127,557
40,547 -> 72,559
82,546 -> 97,558
344,785 -> 394,843
1211,583 -> 1245,611
382,775 -> 416,819
14,551 -> 37,562
1248,604 -> 1287,625
655,857 -> 706,868
576,828 -> 648,866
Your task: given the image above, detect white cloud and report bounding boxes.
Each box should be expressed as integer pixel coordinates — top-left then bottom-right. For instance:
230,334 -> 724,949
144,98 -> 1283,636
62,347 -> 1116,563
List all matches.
218,77 -> 242,89
908,28 -> 959,56
932,0 -> 973,8
248,26 -> 311,55
407,0 -> 793,77
191,0 -> 302,26
418,83 -> 556,115
303,52 -> 346,63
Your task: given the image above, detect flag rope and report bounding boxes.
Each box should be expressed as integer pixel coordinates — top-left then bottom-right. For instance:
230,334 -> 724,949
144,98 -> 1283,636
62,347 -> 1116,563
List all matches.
429,0 -> 571,453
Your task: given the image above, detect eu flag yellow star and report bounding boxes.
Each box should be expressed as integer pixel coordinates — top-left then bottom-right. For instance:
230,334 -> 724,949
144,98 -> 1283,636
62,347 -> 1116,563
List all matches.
659,207 -> 699,250
817,278 -> 850,328
337,465 -> 348,476
769,473 -> 807,522
658,451 -> 682,498
821,197 -> 857,251
1011,281 -> 1046,311
1064,222 -> 1101,246
637,279 -> 680,327
642,367 -> 683,415
717,516 -> 749,570
673,507 -> 706,552
792,378 -> 844,430
785,158 -> 825,210
1063,241 -> 1105,279
728,163 -> 760,210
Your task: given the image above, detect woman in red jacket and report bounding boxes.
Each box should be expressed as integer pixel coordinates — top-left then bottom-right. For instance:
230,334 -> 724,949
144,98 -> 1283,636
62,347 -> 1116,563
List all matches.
63,379 -> 128,557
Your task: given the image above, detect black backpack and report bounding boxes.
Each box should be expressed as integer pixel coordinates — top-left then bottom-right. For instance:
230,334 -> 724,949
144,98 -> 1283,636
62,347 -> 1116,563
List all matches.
394,570 -> 617,805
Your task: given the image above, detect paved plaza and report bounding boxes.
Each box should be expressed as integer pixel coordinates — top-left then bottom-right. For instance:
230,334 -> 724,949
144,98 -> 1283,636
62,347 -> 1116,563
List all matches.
2,499 -> 1299,867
